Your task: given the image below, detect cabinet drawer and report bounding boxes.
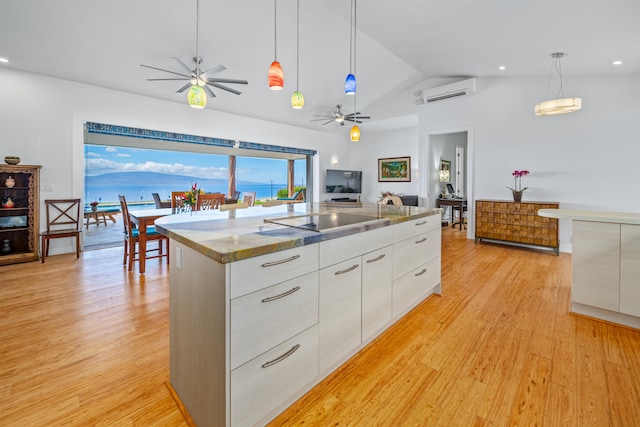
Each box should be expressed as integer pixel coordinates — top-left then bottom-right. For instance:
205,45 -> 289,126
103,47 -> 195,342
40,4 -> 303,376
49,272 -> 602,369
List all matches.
393,215 -> 439,243
231,325 -> 319,427
319,226 -> 392,269
362,246 -> 393,342
393,257 -> 441,318
393,229 -> 440,280
231,271 -> 318,370
230,244 -> 318,299
319,258 -> 362,373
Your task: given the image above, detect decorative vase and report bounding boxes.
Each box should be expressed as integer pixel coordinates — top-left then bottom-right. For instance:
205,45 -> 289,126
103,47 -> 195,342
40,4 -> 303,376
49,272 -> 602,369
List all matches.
91,205 -> 98,211
512,190 -> 523,203
5,176 -> 15,188
2,196 -> 16,208
4,156 -> 20,165
1,239 -> 12,255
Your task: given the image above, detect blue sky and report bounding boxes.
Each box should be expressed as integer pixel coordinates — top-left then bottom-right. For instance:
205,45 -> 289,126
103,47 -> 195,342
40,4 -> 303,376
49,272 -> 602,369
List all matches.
85,144 -> 306,185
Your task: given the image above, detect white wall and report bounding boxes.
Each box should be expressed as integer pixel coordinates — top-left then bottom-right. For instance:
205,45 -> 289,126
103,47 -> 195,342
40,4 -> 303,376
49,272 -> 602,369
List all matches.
0,68 -> 347,255
347,126 -> 419,203
417,74 -> 640,252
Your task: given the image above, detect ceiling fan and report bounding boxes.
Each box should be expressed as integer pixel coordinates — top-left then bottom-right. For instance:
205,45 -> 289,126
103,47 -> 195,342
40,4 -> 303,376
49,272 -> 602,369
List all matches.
140,0 -> 247,105
311,104 -> 371,126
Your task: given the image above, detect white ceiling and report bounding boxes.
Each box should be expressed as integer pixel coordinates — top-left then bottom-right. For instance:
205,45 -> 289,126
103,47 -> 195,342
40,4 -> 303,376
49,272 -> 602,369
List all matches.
1,0 -> 638,134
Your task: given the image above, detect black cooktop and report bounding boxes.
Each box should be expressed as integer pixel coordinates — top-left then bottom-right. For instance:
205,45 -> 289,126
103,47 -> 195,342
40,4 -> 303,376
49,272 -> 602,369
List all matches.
265,212 -> 378,232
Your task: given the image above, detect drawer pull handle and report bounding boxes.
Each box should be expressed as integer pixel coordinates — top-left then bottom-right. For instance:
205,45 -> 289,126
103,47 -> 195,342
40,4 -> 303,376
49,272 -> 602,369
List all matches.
415,221 -> 427,226
261,254 -> 300,268
366,254 -> 386,263
261,344 -> 301,368
415,237 -> 427,244
261,286 -> 301,303
415,268 -> 427,277
335,264 -> 359,275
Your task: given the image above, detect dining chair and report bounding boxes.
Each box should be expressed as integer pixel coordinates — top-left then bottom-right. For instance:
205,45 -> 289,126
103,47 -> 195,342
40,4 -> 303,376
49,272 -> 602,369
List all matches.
40,199 -> 82,263
152,192 -> 171,208
242,191 -> 256,207
118,194 -> 169,272
196,193 -> 225,211
170,191 -> 186,209
219,202 -> 249,211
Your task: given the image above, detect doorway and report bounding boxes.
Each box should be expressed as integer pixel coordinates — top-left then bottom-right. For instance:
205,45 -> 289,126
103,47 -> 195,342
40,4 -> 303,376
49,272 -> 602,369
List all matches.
419,127 -> 473,238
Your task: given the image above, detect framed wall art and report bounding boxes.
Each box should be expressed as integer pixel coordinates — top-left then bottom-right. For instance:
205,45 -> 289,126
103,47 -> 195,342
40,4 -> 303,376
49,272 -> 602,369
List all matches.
378,156 -> 411,182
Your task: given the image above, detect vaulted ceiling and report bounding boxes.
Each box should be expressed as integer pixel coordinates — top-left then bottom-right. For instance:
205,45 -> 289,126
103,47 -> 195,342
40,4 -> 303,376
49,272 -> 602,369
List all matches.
1,0 -> 638,134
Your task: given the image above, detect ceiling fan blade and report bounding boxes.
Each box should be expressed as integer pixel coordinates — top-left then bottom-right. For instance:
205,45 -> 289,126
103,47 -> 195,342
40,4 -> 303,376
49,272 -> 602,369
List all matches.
206,78 -> 248,85
176,82 -> 192,93
203,85 -> 216,98
200,64 -> 226,76
207,82 -> 242,95
140,64 -> 190,78
146,78 -> 190,81
171,57 -> 194,75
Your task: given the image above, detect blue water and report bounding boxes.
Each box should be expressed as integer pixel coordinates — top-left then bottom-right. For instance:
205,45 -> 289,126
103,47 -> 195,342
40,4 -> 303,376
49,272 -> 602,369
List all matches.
86,182 -> 288,204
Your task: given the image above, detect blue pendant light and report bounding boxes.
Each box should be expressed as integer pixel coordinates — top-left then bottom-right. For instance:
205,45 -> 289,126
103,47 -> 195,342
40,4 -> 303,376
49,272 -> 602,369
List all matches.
345,0 -> 357,95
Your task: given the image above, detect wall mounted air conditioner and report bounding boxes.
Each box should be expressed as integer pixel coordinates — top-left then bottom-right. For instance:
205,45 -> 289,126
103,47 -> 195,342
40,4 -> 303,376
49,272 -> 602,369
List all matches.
422,78 -> 477,104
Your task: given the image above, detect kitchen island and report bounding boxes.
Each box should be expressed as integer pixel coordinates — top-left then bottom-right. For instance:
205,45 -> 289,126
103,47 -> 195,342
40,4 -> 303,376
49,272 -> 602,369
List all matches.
155,203 -> 442,426
538,209 -> 640,329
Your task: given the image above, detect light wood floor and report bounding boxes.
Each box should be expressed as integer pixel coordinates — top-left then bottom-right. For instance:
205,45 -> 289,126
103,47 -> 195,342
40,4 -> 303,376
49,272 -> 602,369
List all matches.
2,228 -> 639,426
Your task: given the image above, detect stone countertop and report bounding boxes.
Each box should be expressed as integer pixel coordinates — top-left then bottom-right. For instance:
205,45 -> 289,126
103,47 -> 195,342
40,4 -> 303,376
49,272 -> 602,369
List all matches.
155,202 -> 442,263
538,208 -> 640,225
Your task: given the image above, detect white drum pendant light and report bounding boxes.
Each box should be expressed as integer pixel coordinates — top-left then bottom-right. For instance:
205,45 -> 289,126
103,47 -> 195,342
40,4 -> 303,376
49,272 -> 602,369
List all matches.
535,53 -> 582,116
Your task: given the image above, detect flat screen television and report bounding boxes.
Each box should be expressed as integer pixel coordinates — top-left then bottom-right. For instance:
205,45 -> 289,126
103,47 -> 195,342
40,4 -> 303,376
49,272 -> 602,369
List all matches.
325,169 -> 362,194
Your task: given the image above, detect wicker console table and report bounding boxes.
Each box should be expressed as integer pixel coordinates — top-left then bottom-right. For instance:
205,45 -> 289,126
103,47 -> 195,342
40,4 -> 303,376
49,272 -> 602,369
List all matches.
475,199 -> 559,255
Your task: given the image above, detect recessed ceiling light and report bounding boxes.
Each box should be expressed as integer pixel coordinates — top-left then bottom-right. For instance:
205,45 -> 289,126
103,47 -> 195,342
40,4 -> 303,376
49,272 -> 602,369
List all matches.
612,60 -> 622,66
0,58 -> 9,63
498,65 -> 506,70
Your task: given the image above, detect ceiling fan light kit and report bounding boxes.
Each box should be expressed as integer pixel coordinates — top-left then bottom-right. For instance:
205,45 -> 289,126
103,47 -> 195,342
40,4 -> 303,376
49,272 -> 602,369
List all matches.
187,85 -> 207,109
535,52 -> 582,116
141,0 -> 248,109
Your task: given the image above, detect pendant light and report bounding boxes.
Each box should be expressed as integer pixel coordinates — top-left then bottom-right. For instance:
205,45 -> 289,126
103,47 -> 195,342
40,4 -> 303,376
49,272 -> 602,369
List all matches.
345,0 -> 357,95
268,0 -> 284,90
291,0 -> 304,109
534,52 -> 582,116
350,94 -> 360,141
187,0 -> 206,109
349,1 -> 360,141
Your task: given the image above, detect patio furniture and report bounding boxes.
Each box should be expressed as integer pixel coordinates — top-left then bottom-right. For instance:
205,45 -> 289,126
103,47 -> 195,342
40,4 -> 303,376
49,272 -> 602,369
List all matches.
242,191 -> 256,206
152,192 -> 171,209
225,190 -> 241,205
277,189 -> 306,203
196,193 -> 225,210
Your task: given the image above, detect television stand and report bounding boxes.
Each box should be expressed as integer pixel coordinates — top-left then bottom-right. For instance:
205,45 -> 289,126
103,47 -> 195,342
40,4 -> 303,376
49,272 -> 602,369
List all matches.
330,197 -> 358,202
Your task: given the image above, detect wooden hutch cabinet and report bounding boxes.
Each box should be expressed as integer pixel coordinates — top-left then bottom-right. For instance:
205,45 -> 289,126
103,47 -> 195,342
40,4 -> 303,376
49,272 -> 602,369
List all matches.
475,199 -> 559,255
0,165 -> 42,265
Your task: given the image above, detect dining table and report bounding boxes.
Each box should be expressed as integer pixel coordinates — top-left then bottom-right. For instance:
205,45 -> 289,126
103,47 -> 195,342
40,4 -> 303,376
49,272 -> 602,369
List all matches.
128,207 -> 173,274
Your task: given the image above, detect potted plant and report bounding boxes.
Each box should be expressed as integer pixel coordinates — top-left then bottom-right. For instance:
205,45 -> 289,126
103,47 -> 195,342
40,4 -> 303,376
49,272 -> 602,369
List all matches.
89,201 -> 99,211
506,170 -> 529,202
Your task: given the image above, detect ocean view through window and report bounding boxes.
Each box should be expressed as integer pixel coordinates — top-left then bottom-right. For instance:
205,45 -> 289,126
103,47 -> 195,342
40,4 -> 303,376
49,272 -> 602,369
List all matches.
84,144 -> 306,207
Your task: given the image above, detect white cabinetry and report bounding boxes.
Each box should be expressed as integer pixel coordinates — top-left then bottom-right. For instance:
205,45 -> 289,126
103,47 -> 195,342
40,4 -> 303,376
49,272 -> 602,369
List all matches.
392,215 -> 442,318
362,247 -> 393,342
571,221 -> 640,327
318,226 -> 392,372
168,212 -> 442,427
620,224 -> 640,317
572,221 -> 620,311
